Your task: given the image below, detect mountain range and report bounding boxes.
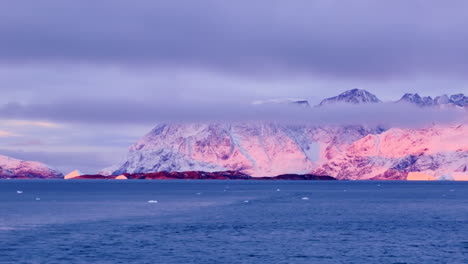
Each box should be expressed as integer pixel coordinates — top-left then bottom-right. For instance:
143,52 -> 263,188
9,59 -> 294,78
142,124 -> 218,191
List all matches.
397,92 -> 468,107
2,89 -> 467,180
100,89 -> 467,180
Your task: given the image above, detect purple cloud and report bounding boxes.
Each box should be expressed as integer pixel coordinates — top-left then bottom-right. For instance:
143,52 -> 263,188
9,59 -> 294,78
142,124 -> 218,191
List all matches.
1,0 -> 468,79
0,99 -> 465,128
0,149 -> 120,174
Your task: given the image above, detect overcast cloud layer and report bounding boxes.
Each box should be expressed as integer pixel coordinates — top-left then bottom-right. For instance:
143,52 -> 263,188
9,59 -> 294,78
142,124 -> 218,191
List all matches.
1,0 -> 468,173
0,100 -> 465,127
1,0 -> 468,79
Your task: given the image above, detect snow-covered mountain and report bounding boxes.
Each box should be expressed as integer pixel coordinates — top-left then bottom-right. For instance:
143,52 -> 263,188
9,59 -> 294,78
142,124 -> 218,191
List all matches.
104,89 -> 468,180
397,93 -> 468,107
0,155 -> 63,179
318,88 -> 381,106
103,123 -> 385,177
397,93 -> 435,107
449,94 -> 468,107
312,124 -> 468,180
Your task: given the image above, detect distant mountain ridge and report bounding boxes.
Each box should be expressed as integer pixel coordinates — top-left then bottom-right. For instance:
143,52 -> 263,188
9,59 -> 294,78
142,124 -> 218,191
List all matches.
397,93 -> 468,107
258,89 -> 467,108
0,155 -> 63,179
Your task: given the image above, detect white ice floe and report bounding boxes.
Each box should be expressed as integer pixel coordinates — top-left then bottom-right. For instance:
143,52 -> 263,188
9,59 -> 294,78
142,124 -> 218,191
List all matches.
276,188 -> 281,191
147,200 -> 159,203
64,170 -> 83,180
35,197 -> 41,201
16,190 -> 23,194
301,197 -> 310,200
243,200 -> 250,203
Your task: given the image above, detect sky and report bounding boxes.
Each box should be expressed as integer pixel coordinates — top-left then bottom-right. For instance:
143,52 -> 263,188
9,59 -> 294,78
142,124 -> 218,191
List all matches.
1,0 -> 468,173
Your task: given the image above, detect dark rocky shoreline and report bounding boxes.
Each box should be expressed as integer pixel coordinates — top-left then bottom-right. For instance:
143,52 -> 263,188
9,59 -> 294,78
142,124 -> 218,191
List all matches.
71,171 -> 336,180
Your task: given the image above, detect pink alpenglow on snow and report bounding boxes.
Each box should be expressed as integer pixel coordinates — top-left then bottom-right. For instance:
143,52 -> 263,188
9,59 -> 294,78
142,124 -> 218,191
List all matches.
312,124 -> 468,180
103,90 -> 468,180
0,155 -> 63,179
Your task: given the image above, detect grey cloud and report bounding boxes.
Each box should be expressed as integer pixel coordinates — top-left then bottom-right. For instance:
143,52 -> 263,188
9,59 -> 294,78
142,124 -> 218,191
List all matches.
1,0 -> 468,79
7,139 -> 44,147
0,99 -> 465,128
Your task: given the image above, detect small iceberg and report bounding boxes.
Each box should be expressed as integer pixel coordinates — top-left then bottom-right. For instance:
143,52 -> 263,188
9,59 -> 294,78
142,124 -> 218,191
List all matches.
437,174 -> 455,181
35,197 -> 41,201
276,188 -> 281,192
64,170 -> 83,180
147,200 -> 158,203
16,190 -> 23,194
301,197 -> 310,200
243,200 -> 250,203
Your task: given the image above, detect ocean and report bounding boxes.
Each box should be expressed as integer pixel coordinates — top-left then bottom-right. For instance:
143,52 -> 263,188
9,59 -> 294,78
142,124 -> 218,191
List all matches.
1,180 -> 467,263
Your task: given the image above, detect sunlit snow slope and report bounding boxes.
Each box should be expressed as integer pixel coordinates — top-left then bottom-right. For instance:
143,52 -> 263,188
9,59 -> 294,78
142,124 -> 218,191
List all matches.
0,155 -> 63,179
105,89 -> 468,180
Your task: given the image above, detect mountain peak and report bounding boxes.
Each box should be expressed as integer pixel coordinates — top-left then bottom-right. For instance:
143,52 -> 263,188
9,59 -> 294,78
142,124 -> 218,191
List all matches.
434,94 -> 450,105
398,93 -> 467,107
318,89 -> 381,106
398,93 -> 434,107
450,93 -> 468,106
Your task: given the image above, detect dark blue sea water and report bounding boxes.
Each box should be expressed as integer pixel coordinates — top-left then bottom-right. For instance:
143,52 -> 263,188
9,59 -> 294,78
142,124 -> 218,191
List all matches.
1,180 -> 468,264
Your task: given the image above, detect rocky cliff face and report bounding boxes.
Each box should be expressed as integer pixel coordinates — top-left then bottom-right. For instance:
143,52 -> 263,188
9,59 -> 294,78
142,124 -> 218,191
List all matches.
312,125 -> 468,180
0,155 -> 63,179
